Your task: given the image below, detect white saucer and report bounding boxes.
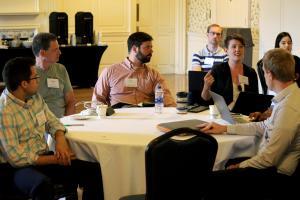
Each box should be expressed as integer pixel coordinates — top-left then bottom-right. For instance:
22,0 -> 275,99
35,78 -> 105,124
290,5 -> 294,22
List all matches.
80,109 -> 97,116
70,115 -> 90,120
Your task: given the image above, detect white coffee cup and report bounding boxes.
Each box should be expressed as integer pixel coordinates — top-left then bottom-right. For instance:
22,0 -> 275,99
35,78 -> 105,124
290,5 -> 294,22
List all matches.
209,105 -> 219,119
96,104 -> 108,118
82,101 -> 97,115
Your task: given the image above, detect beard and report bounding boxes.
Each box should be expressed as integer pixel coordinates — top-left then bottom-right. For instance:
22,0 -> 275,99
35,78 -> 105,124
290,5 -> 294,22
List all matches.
136,49 -> 152,63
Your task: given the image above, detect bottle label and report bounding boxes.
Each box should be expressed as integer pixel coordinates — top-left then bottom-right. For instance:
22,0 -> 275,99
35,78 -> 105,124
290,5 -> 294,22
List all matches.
155,96 -> 163,103
155,90 -> 164,113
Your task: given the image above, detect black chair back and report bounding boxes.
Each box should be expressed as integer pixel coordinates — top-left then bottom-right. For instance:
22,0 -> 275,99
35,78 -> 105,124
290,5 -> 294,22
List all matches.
145,128 -> 218,200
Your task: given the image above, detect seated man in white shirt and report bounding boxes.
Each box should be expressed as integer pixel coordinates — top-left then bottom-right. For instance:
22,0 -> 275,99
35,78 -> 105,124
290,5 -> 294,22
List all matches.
199,48 -> 300,199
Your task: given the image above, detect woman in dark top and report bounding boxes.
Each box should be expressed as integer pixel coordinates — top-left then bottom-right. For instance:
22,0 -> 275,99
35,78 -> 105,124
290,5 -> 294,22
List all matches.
258,32 -> 300,94
201,33 -> 258,107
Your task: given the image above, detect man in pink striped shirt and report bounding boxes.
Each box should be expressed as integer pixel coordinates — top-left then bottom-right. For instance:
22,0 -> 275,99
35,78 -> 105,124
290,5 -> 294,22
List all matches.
92,32 -> 176,108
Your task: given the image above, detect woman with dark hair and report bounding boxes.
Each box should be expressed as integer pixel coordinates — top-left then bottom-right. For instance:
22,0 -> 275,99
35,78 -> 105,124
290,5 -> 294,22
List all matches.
251,32 -> 300,121
201,33 -> 258,110
258,32 -> 300,94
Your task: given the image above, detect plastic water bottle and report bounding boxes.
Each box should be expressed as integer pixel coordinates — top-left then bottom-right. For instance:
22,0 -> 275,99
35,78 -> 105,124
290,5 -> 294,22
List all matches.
155,83 -> 164,113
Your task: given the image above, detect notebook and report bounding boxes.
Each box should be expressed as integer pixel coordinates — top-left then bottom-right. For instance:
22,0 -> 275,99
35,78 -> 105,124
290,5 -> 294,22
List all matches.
231,92 -> 273,115
209,91 -> 250,124
188,71 -> 208,105
157,119 -> 207,133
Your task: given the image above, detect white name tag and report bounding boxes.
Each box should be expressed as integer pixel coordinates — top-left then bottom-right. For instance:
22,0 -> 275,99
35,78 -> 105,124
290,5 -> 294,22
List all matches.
125,78 -> 138,87
238,75 -> 249,85
204,57 -> 215,65
36,111 -> 46,126
47,78 -> 59,88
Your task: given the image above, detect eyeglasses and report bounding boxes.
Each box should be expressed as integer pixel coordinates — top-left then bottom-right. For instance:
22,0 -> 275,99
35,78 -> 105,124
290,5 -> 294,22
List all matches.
208,32 -> 222,36
28,76 -> 40,81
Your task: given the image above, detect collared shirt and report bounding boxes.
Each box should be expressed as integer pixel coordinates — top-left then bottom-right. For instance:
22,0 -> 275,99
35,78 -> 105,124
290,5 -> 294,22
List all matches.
227,83 -> 300,175
0,89 -> 66,167
191,46 -> 228,71
92,59 -> 176,107
35,63 -> 73,118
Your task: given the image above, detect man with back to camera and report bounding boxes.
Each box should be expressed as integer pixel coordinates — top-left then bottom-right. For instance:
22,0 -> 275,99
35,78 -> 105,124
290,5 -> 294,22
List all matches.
190,23 -> 228,72
92,31 -> 176,108
198,48 -> 300,199
0,57 -> 104,200
32,32 -> 76,118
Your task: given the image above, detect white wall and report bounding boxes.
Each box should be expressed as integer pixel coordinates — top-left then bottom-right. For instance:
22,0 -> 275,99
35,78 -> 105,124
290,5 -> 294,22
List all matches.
260,0 -> 300,57
0,0 -> 50,32
0,0 -> 184,75
187,0 -> 260,70
3,0 -> 300,74
0,0 -> 132,75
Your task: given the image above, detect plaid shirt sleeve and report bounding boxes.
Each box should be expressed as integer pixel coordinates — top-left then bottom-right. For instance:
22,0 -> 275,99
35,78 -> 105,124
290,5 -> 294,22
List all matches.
42,98 -> 67,139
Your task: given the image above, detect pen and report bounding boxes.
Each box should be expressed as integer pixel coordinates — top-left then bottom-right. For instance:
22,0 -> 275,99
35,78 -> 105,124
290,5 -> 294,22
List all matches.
64,124 -> 84,126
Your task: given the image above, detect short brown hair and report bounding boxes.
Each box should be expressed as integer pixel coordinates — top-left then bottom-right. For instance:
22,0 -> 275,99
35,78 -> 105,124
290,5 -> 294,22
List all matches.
207,24 -> 223,34
127,32 -> 153,53
224,33 -> 245,48
2,57 -> 35,91
263,48 -> 295,82
32,33 -> 57,56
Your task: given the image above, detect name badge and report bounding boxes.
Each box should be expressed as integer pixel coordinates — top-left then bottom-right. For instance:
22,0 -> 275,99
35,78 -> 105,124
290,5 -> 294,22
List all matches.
238,75 -> 249,85
204,57 -> 215,65
125,78 -> 138,87
36,111 -> 46,126
47,78 -> 60,88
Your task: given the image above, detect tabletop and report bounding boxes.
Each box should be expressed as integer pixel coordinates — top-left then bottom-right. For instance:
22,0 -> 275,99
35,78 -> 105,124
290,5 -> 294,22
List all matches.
60,107 -> 258,200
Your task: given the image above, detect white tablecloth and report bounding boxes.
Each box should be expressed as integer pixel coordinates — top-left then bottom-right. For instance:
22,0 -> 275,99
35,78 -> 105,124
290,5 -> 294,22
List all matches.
61,107 -> 258,200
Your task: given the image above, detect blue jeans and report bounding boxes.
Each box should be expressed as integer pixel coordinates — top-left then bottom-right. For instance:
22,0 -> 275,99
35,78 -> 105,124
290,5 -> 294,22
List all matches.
0,159 -> 104,200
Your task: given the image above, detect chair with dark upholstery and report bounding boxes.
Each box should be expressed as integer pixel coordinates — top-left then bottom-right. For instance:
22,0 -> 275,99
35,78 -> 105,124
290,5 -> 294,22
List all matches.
120,127 -> 218,200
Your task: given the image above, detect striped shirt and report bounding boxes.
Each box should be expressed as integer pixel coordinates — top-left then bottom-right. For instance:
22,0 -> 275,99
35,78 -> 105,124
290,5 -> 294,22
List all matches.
0,89 -> 66,167
191,46 -> 228,71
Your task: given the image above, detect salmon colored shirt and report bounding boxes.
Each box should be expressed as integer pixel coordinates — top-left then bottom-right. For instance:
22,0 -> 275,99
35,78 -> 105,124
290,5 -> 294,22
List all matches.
92,58 -> 176,107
